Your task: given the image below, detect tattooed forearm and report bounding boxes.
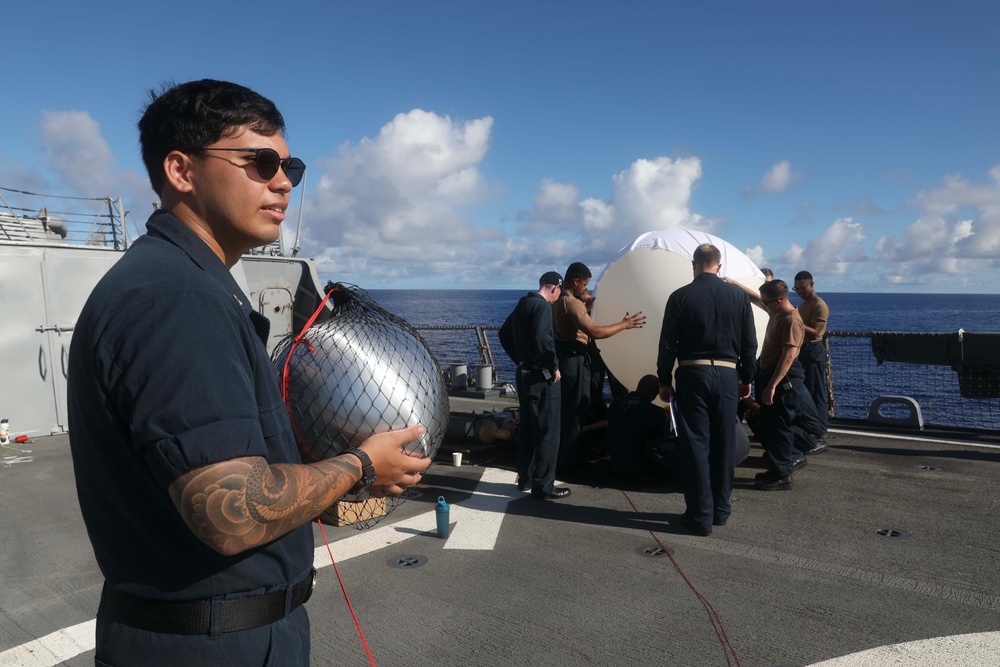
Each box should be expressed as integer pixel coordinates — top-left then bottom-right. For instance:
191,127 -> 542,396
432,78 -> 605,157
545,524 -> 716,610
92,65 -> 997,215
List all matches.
168,455 -> 361,556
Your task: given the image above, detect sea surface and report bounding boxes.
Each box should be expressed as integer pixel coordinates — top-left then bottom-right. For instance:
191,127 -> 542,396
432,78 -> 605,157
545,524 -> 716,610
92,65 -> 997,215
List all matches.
369,290 -> 1000,333
367,289 -> 1000,430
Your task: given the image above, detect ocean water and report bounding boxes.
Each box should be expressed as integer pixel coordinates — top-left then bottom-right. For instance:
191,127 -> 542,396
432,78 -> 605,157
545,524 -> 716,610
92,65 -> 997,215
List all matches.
369,290 -> 1000,333
367,289 -> 1000,430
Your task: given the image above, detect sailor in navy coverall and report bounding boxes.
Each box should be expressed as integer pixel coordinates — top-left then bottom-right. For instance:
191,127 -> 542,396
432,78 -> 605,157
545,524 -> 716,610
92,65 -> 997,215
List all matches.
657,244 -> 757,535
67,79 -> 429,666
499,272 -> 569,498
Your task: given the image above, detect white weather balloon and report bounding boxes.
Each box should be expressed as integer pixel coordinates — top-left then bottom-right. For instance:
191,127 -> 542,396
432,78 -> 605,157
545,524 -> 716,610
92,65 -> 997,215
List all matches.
591,230 -> 770,398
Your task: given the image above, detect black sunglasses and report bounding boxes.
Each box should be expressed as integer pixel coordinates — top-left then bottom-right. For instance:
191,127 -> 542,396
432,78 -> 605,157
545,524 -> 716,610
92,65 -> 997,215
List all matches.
196,147 -> 306,187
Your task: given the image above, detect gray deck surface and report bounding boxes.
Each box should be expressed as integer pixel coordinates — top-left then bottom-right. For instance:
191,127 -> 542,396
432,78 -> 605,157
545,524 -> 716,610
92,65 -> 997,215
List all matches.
1,416 -> 999,666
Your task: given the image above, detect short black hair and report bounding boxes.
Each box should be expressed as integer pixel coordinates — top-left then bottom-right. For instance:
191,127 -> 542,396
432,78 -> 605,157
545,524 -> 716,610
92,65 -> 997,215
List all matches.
761,268 -> 773,278
761,279 -> 789,300
138,79 -> 286,195
794,270 -> 813,283
564,262 -> 592,283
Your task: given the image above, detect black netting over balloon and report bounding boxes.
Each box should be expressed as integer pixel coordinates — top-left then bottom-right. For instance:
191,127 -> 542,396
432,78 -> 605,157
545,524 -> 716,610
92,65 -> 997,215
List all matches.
271,282 -> 449,529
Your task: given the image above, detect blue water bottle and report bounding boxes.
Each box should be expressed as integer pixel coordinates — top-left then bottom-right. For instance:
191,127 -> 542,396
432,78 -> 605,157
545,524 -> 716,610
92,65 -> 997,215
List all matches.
436,496 -> 450,538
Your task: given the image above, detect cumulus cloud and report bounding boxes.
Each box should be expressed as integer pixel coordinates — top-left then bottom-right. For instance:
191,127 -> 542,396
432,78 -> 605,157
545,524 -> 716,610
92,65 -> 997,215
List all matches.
527,156 -> 714,264
301,109 -> 504,283
927,167 -> 1000,258
41,110 -> 119,196
867,167 -> 1000,285
744,244 -> 765,267
762,168 -> 1000,289
532,178 -> 582,228
781,217 -> 866,276
38,111 -> 149,206
743,160 -> 802,198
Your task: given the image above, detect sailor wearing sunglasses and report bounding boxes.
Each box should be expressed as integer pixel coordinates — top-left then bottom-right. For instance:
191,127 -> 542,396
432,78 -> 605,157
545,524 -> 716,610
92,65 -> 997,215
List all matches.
68,79 -> 431,666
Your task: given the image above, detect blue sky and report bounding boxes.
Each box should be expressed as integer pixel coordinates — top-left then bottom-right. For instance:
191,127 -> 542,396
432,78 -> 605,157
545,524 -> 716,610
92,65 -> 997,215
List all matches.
2,1 -> 998,292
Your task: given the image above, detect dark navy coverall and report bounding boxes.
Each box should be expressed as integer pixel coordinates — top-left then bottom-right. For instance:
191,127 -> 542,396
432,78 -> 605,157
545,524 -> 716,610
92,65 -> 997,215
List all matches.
68,211 -> 313,666
500,292 -> 561,493
657,272 -> 758,532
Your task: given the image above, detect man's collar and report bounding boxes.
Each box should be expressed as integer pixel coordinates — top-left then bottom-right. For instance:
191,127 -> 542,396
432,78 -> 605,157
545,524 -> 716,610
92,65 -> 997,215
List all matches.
145,210 -> 253,317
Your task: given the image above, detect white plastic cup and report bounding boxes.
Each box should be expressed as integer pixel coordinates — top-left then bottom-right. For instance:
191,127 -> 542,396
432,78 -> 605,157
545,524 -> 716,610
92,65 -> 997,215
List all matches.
452,452 -> 463,467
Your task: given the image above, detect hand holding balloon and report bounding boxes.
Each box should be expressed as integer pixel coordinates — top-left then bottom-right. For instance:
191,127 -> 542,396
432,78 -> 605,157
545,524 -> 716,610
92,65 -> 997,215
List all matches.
359,425 -> 433,497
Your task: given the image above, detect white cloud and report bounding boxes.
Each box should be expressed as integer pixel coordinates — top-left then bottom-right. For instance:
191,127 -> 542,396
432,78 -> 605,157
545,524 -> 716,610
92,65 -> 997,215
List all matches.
781,217 -> 866,276
868,166 -> 1000,285
744,160 -> 802,198
612,157 -> 711,232
875,216 -> 973,262
532,178 -> 581,227
40,110 -> 118,196
744,244 -> 765,267
302,110 -> 504,283
774,167 -> 1000,288
527,156 -> 714,263
38,110 -> 149,207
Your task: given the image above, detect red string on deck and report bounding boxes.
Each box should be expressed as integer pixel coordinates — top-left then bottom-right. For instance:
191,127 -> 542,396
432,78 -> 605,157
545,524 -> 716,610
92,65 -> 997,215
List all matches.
317,518 -> 378,667
620,490 -> 742,667
278,285 -> 379,666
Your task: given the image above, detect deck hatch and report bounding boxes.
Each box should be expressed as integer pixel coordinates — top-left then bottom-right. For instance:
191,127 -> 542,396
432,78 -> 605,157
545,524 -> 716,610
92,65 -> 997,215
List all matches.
637,545 -> 674,557
388,554 -> 428,569
868,528 -> 911,539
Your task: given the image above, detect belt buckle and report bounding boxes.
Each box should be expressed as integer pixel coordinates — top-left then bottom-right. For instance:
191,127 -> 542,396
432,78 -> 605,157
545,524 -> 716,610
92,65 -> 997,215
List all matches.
305,569 -> 317,603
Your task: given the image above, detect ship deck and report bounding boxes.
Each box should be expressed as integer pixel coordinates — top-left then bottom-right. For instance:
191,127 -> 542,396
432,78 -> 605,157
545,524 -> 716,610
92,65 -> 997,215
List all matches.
2,399 -> 999,666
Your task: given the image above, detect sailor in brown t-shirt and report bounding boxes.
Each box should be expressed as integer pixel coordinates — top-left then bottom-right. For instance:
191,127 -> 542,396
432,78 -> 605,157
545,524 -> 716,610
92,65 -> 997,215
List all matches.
794,271 -> 830,433
754,279 -> 812,490
551,262 -> 645,472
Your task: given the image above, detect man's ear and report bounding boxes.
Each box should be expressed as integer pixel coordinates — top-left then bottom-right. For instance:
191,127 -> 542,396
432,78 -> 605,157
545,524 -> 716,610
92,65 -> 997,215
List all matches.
163,151 -> 196,194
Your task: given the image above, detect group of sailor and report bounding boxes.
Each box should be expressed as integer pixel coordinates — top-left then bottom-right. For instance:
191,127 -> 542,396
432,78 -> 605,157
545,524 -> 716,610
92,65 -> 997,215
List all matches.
502,246 -> 831,537
499,262 -> 645,499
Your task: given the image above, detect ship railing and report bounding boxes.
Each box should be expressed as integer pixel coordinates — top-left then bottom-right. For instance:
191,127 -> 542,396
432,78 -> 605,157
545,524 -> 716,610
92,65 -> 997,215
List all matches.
0,187 -> 132,249
823,331 -> 999,433
413,325 -> 506,387
413,325 -> 1000,434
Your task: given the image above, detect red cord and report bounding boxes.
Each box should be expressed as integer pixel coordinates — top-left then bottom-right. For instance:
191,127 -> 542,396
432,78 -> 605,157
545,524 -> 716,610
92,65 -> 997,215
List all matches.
280,285 -> 378,665
620,491 -> 742,667
317,518 -> 378,667
281,286 -> 339,461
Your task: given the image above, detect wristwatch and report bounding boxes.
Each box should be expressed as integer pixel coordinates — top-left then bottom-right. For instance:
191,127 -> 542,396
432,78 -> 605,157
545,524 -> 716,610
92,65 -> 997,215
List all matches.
343,448 -> 376,495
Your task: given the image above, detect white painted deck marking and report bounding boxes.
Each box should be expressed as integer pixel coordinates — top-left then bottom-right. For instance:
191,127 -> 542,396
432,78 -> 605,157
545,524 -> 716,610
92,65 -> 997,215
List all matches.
444,466 -> 517,550
3,455 -> 34,467
313,506 -> 437,566
807,631 -> 1000,666
313,466 -> 519,564
829,427 -> 1000,449
0,619 -> 95,667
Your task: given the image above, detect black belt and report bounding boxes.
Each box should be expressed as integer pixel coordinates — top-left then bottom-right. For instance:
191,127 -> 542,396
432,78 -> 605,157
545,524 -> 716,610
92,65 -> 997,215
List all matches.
103,569 -> 316,636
